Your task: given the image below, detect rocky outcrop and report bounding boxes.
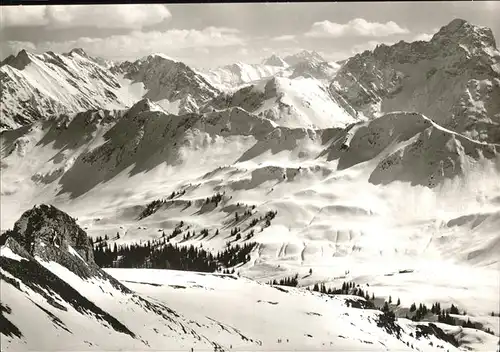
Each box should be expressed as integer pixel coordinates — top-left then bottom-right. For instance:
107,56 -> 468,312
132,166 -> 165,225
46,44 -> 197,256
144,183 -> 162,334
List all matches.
3,204 -> 128,290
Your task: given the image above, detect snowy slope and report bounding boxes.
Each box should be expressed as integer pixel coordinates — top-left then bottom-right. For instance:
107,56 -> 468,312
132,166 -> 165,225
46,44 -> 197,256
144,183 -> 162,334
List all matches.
207,76 -> 361,129
199,62 -> 286,91
0,49 -> 128,131
1,103 -> 499,325
0,207 -> 249,351
3,204 -> 487,351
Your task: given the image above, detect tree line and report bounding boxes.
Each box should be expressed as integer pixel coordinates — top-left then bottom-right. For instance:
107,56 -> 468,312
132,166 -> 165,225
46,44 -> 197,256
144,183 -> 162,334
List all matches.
93,239 -> 256,273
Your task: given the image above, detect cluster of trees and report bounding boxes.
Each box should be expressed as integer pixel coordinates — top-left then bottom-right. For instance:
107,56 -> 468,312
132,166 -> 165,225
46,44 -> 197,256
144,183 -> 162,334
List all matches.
249,218 -> 259,227
93,239 -> 256,273
246,230 -> 255,240
169,190 -> 186,200
267,274 -> 299,287
403,301 -> 494,335
138,199 -> 166,220
409,302 -> 430,321
377,301 -> 400,336
437,312 -> 493,333
221,268 -> 236,274
138,190 -> 190,220
92,233 -> 121,247
216,242 -> 255,267
408,302 -> 466,322
264,210 -> 278,227
205,192 -> 223,206
230,227 -> 241,236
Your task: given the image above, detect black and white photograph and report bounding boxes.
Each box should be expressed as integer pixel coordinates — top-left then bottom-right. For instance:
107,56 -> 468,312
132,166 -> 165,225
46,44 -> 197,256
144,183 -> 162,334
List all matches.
0,1 -> 499,351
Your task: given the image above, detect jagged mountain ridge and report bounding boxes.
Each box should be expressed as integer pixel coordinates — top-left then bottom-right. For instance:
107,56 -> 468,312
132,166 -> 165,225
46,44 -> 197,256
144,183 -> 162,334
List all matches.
0,50 -> 220,131
283,50 -> 326,66
198,50 -> 330,91
2,96 -> 497,202
330,18 -> 500,143
0,49 -> 127,131
113,53 -> 220,114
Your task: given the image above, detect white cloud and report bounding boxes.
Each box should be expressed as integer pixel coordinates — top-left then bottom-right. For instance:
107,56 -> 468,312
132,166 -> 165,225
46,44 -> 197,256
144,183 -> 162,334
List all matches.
352,40 -> 385,54
0,41 -> 37,58
0,4 -> 171,29
412,33 -> 433,42
272,35 -> 296,42
305,18 -> 409,38
412,28 -> 438,42
1,27 -> 244,61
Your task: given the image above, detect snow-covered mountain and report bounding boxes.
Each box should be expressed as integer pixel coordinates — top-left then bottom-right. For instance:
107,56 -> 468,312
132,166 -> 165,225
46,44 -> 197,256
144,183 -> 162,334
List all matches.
330,19 -> 500,143
1,18 -> 500,351
262,54 -> 289,67
206,75 -> 360,128
114,53 -> 220,114
199,51 -> 329,92
283,50 -> 326,66
0,49 -> 128,131
288,60 -> 341,81
0,50 -> 221,131
198,62 -> 286,91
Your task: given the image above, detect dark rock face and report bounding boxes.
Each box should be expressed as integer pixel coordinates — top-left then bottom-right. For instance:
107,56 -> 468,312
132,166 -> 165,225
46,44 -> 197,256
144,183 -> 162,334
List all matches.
1,50 -> 32,70
11,204 -> 94,264
5,204 -> 129,292
119,55 -> 220,112
329,19 -> 500,137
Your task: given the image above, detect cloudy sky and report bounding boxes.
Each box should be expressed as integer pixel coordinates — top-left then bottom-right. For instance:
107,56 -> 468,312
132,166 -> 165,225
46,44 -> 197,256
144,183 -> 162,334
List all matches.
1,2 -> 499,68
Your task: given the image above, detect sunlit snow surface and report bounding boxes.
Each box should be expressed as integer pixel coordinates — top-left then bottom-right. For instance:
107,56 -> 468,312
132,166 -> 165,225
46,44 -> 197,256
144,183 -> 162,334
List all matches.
1,109 -> 499,335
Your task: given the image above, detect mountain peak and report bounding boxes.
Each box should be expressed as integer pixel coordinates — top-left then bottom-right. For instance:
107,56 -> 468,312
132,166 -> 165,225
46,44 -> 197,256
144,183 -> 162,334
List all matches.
262,54 -> 288,67
68,48 -> 90,58
284,50 -> 325,66
127,98 -> 164,116
1,49 -> 33,70
143,53 -> 177,63
8,204 -> 94,263
432,18 -> 497,49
